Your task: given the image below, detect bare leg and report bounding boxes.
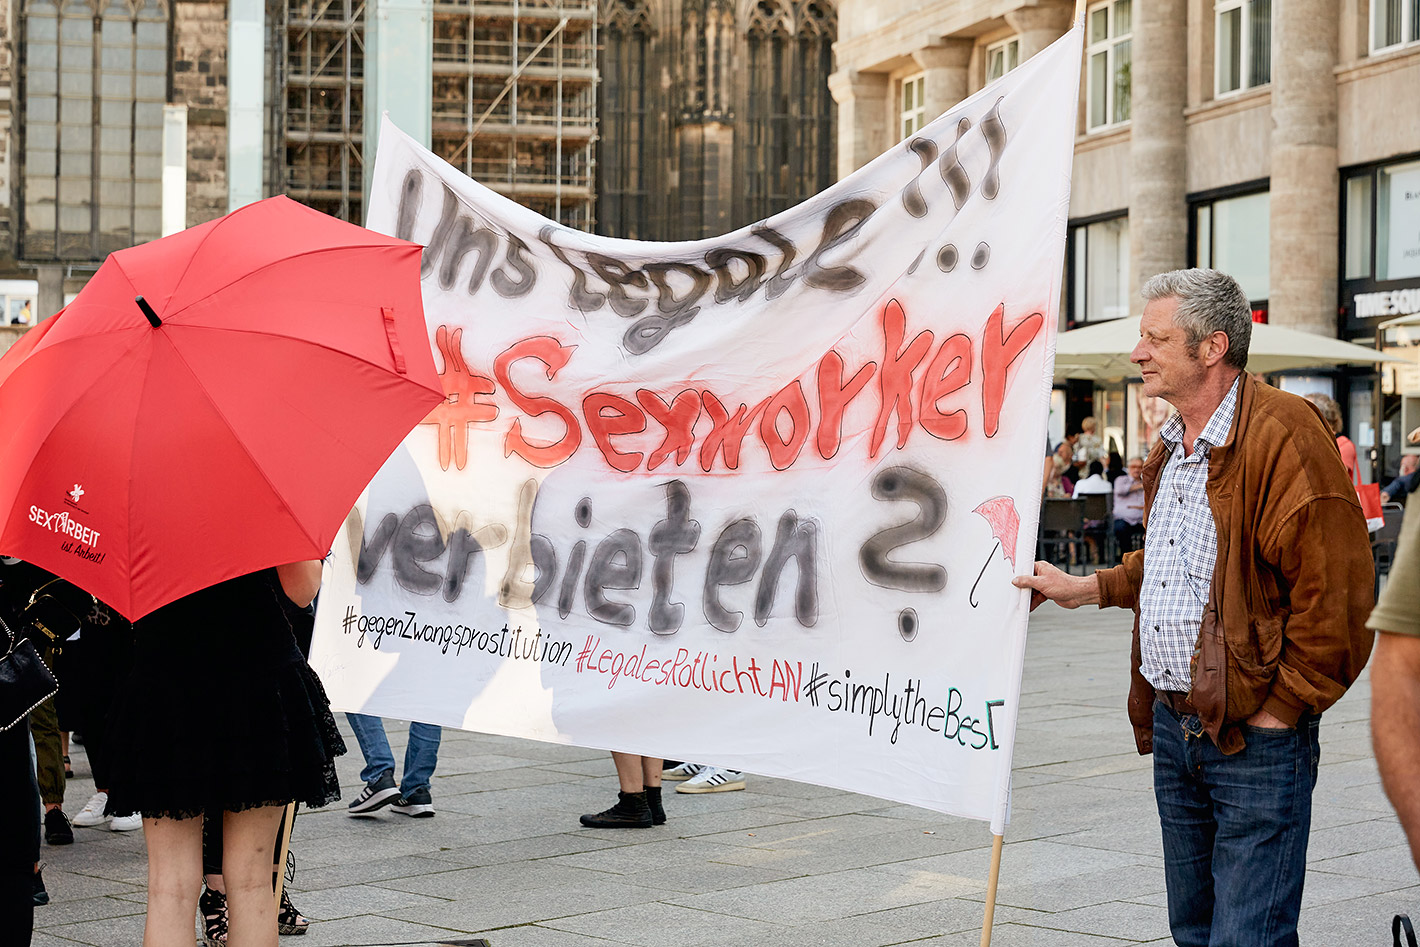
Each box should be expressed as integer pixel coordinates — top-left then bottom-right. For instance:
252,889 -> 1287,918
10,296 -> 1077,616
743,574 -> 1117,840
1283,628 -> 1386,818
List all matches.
142,816 -> 203,947
611,751 -> 646,792
222,806 -> 284,947
641,757 -> 663,789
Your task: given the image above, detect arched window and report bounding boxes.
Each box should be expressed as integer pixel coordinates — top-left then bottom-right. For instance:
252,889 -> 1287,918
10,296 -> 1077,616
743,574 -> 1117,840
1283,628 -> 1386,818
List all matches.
742,0 -> 835,223
682,0 -> 732,117
597,0 -> 653,238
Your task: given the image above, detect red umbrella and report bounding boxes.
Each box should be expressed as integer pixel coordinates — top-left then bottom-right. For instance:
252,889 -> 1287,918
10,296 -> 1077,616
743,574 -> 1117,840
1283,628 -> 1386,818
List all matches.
0,196 -> 442,620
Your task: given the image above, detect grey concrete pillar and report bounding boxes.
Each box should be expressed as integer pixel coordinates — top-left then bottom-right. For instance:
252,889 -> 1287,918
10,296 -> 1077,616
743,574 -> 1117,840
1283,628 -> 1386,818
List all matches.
364,0 -> 434,209
1128,0 -> 1189,299
1005,1 -> 1075,63
828,70 -> 890,179
1269,0 -> 1339,334
911,40 -> 972,124
36,265 -> 64,322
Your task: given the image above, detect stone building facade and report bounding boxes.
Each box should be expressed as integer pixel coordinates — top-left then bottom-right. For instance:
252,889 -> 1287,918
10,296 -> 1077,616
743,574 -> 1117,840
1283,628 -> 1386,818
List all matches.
832,0 -> 1420,472
171,0 -> 230,228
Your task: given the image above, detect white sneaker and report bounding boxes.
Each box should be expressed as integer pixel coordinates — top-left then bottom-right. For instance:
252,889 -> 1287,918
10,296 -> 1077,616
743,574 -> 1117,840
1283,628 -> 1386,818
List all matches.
661,762 -> 709,781
72,791 -> 110,827
676,767 -> 746,793
109,813 -> 142,832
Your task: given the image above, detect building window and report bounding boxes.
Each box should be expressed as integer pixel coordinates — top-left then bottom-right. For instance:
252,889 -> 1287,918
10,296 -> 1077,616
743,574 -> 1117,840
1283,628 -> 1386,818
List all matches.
1215,0 -> 1271,95
1070,215 -> 1131,325
900,73 -> 926,139
1192,190 -> 1270,304
1372,0 -> 1420,52
985,37 -> 1020,84
1379,160 -> 1420,281
1348,159 -> 1420,283
1086,0 -> 1131,130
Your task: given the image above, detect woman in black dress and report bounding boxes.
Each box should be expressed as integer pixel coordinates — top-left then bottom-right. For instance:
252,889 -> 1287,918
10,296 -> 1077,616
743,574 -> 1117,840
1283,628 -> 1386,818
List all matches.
107,561 -> 344,947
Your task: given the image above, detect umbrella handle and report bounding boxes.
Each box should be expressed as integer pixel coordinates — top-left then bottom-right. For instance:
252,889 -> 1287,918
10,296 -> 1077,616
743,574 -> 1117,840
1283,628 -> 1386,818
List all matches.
968,541 -> 1001,608
135,296 -> 162,328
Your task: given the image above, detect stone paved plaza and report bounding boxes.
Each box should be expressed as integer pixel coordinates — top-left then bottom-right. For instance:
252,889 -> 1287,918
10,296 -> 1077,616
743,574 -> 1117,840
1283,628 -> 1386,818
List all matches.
31,601 -> 1420,946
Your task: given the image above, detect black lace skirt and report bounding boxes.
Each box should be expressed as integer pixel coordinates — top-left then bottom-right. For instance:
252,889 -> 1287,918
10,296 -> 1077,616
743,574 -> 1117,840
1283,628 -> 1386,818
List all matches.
106,571 -> 346,820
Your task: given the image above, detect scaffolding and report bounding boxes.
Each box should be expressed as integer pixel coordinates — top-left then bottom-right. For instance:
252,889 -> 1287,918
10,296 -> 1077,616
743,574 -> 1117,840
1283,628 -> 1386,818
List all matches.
276,0 -> 596,230
279,0 -> 366,223
431,0 -> 597,229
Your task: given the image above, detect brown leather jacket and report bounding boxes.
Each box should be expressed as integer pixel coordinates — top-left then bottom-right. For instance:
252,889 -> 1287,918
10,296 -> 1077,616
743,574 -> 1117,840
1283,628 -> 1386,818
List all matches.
1096,374 -> 1375,755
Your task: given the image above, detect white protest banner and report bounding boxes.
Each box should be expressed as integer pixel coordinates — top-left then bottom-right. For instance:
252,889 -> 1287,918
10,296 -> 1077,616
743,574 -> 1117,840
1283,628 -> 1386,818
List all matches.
310,27 -> 1082,832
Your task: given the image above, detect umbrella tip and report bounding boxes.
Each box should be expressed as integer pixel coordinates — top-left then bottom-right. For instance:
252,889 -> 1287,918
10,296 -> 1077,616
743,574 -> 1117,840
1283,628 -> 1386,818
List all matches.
135,296 -> 161,328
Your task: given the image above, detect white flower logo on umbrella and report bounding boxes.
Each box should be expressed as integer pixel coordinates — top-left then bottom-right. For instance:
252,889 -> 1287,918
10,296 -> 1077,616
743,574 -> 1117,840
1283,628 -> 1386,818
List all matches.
69,484 -> 85,503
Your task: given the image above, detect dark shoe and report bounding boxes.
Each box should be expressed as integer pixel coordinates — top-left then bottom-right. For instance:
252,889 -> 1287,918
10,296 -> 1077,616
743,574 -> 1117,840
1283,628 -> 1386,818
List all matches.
580,790 -> 653,828
32,867 -> 49,906
63,754 -> 74,779
277,886 -> 309,935
347,770 -> 399,815
390,786 -> 435,818
646,785 -> 666,825
199,884 -> 227,946
45,807 -> 74,845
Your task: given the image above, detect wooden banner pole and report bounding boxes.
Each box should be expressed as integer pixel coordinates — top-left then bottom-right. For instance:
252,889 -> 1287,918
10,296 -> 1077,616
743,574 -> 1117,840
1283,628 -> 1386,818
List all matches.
979,833 -> 1006,947
990,3 -> 1075,943
273,802 -> 297,912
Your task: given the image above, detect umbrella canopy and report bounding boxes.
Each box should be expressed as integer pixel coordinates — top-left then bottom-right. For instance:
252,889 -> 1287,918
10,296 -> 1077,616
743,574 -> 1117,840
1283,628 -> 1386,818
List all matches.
0,196 -> 443,620
1053,316 -> 1410,381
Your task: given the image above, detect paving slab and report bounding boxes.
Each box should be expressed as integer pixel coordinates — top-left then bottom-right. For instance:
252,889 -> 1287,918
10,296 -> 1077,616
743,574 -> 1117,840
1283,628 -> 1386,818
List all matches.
29,600 -> 1420,946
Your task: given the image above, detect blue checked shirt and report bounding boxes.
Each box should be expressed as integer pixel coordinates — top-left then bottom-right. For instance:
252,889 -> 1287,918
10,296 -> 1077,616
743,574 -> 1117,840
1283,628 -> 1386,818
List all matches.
1138,377 -> 1241,692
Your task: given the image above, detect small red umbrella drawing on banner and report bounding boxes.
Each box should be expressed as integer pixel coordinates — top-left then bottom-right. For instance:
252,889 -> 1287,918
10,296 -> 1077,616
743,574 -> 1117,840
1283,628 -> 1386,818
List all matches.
970,496 -> 1020,608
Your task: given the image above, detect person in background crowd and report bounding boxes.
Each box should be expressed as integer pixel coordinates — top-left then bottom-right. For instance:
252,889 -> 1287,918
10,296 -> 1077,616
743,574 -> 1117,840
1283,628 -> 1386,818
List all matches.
1106,451 -> 1125,483
105,563 -> 344,947
344,715 -> 442,818
0,715 -> 41,945
1075,416 -> 1106,466
1016,268 -> 1374,947
69,599 -> 141,834
1368,504 -> 1420,871
0,560 -> 73,848
665,762 -> 747,794
581,753 -> 665,828
1073,461 -> 1113,565
1072,460 -> 1111,498
1043,441 -> 1074,499
1380,453 -> 1420,505
1305,392 -> 1359,485
1113,456 -> 1147,555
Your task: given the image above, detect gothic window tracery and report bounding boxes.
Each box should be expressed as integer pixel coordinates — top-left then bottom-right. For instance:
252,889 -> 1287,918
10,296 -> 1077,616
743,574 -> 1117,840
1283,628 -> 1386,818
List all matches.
597,0 -> 653,237
743,0 -> 835,222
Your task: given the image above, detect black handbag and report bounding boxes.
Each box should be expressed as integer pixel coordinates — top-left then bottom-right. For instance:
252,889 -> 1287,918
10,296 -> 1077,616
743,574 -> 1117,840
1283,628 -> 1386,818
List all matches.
0,614 -> 59,732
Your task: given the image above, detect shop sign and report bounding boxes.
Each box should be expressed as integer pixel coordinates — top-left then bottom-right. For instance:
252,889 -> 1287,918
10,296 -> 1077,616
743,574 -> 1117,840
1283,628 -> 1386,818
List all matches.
1356,288 -> 1420,319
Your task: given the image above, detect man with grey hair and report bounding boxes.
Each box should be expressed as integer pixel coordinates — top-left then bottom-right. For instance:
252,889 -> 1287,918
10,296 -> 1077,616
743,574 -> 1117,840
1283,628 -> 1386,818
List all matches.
1017,268 -> 1374,946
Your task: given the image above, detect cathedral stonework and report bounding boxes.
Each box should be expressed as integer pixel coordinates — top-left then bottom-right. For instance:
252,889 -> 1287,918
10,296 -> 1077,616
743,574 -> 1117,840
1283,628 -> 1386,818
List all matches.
597,0 -> 836,241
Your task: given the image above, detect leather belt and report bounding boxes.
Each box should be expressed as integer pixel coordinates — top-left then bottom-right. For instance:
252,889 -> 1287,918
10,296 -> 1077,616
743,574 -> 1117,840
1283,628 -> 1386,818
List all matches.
1156,690 -> 1197,717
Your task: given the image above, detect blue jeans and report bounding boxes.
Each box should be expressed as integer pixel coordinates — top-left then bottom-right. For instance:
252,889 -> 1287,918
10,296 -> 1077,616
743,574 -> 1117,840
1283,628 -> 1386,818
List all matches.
344,713 -> 442,796
1152,699 -> 1319,947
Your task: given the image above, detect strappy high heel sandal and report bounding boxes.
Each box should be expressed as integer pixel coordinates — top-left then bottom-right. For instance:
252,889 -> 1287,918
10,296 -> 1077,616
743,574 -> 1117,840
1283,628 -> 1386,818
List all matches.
278,887 -> 310,936
198,885 -> 227,946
